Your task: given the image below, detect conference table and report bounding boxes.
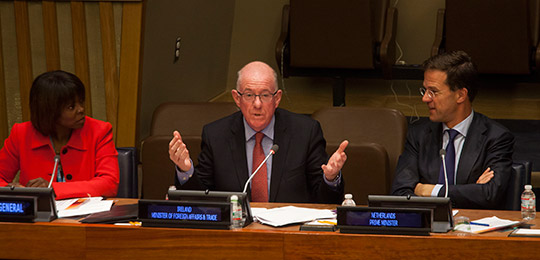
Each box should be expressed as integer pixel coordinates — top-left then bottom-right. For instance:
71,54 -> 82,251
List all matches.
1,199 -> 539,259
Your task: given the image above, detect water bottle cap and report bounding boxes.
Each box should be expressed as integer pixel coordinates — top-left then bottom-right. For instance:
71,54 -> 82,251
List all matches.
525,185 -> 533,190
345,194 -> 353,199
230,195 -> 239,201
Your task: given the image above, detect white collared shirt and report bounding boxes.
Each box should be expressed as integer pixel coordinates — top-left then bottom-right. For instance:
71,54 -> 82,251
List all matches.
431,111 -> 475,196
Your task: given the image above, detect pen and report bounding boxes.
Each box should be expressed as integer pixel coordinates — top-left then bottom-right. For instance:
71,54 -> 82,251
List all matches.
470,222 -> 489,226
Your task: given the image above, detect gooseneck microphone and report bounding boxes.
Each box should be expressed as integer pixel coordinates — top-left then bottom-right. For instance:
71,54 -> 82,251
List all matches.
439,149 -> 448,198
48,155 -> 61,188
242,144 -> 279,193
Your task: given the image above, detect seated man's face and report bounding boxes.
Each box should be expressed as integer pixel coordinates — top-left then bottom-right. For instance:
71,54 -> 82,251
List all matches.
233,81 -> 282,132
422,69 -> 462,127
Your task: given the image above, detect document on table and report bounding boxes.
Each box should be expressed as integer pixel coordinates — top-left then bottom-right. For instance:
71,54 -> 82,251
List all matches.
454,216 -> 520,234
56,197 -> 113,218
252,206 -> 336,227
509,228 -> 540,237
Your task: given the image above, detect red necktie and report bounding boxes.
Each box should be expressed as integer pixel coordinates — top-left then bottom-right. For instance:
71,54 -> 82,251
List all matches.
251,132 -> 268,202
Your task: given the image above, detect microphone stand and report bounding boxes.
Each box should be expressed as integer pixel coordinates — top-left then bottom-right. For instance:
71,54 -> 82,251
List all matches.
48,155 -> 60,188
440,149 -> 448,198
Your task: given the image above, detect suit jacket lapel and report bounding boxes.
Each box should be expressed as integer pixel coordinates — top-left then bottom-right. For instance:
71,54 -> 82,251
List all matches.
229,113 -> 249,191
457,113 -> 486,184
269,109 -> 289,202
426,123 -> 443,183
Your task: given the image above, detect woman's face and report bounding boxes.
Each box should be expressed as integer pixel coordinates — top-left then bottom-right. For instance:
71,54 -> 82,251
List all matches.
56,98 -> 85,130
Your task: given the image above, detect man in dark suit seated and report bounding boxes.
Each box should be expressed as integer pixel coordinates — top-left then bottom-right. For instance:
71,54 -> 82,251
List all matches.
391,51 -> 514,209
168,61 -> 348,204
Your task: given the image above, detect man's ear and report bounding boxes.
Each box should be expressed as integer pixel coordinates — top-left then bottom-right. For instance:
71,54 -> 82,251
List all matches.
456,87 -> 469,104
231,89 -> 241,107
274,90 -> 282,108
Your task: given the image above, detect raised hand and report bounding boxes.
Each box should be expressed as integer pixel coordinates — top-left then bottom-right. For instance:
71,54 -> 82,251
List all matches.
322,140 -> 349,181
168,130 -> 192,172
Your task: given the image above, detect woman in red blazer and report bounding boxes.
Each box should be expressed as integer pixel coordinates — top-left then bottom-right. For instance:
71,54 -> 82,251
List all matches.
0,70 -> 119,199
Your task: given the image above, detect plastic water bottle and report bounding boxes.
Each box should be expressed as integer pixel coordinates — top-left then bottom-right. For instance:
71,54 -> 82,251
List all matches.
342,194 -> 356,206
521,185 -> 536,220
230,195 -> 243,229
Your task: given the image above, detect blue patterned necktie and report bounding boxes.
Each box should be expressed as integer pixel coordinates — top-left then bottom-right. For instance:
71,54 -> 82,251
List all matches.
439,129 -> 460,185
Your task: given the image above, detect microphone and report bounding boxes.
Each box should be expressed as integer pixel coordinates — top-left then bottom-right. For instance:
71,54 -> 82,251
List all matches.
242,144 -> 279,193
48,155 -> 61,188
439,149 -> 448,198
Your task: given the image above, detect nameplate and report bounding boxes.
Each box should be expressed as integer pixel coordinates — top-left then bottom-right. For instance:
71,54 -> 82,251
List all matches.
337,206 -> 432,236
138,199 -> 231,229
0,195 -> 37,222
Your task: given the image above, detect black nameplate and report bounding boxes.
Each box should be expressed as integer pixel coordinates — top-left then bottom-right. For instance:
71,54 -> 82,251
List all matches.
368,195 -> 453,233
0,187 -> 57,222
337,206 -> 432,236
138,199 -> 231,229
167,190 -> 253,227
0,195 -> 37,222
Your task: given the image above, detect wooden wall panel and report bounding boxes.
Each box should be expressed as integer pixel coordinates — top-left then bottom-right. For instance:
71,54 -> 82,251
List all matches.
1,0 -> 143,147
0,2 -> 22,132
0,14 -> 7,143
71,0 -> 92,116
99,1 -> 118,139
116,1 -> 142,147
85,2 -> 106,122
56,2 -> 75,73
57,2 -> 75,74
13,0 -> 32,122
42,0 -> 60,70
27,2 -> 46,80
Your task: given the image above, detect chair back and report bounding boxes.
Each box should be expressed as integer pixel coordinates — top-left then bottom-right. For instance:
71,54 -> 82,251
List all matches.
312,106 -> 407,179
442,0 -> 534,74
278,0 -> 396,76
504,160 -> 532,210
289,0 -> 375,69
327,142 -> 390,205
116,147 -> 138,198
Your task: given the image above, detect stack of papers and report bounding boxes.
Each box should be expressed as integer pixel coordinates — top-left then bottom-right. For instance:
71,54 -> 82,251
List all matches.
56,197 -> 113,218
252,206 -> 336,227
454,216 -> 520,234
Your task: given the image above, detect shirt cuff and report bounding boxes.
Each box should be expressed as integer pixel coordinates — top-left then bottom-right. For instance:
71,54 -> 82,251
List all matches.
431,184 -> 443,197
323,172 -> 342,190
175,159 -> 194,185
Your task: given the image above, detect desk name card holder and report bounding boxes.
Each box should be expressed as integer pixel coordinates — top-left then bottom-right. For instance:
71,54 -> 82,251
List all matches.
0,195 -> 36,222
138,199 -> 232,229
337,206 -> 432,236
167,190 -> 253,227
368,195 -> 453,233
0,187 -> 57,222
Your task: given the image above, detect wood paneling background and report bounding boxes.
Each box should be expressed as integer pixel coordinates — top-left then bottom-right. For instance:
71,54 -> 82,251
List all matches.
0,0 -> 143,147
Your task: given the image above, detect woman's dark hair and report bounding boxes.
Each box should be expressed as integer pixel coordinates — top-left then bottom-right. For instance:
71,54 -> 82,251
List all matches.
423,51 -> 478,102
30,70 -> 85,137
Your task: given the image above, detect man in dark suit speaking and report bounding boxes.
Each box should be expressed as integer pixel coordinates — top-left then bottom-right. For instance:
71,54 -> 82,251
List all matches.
391,51 -> 514,209
169,61 -> 348,204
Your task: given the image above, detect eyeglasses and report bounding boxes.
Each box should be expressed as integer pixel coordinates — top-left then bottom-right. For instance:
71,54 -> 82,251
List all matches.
237,90 -> 278,103
419,87 -> 441,99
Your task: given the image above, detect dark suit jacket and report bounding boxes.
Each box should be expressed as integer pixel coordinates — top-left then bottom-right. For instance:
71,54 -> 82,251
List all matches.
391,112 -> 514,209
178,108 -> 344,204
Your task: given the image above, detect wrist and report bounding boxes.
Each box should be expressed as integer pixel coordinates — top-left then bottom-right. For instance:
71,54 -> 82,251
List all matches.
325,173 -> 339,182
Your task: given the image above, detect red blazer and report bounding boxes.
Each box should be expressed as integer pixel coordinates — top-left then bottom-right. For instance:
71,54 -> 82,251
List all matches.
0,116 -> 119,199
